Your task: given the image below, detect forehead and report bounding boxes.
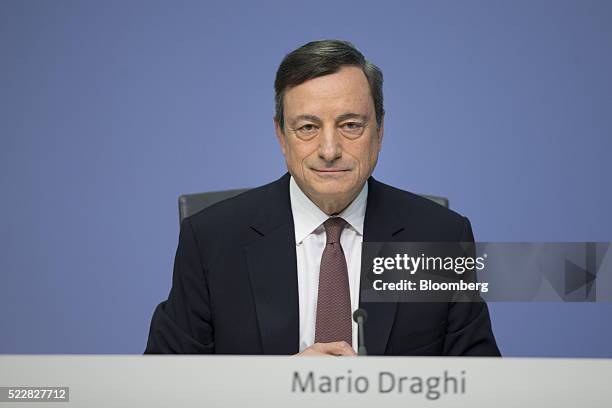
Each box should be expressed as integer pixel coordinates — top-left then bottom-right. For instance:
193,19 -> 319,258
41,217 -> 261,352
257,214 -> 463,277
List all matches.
283,66 -> 374,118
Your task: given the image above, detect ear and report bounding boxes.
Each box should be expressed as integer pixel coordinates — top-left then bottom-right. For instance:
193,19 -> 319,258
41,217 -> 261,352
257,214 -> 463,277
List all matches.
376,115 -> 385,152
274,116 -> 287,156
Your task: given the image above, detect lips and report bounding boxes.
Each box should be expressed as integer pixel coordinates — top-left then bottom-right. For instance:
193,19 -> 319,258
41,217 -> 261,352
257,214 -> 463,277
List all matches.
312,168 -> 350,172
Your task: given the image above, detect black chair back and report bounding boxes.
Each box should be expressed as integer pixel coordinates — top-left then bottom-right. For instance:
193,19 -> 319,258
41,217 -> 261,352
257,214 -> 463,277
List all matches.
178,188 -> 449,224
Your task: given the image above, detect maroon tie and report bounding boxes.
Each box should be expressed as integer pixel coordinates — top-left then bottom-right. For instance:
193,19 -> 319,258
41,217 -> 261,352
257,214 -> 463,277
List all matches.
315,217 -> 352,346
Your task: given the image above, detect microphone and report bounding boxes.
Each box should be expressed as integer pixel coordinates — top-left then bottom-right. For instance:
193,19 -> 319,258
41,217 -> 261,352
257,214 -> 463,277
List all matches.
352,308 -> 368,356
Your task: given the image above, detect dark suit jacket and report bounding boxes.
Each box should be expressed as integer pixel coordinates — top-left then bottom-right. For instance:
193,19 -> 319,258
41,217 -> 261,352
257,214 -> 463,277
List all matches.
145,173 -> 500,356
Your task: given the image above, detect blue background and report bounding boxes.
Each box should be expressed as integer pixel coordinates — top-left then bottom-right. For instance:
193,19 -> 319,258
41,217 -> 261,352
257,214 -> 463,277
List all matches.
1,0 -> 611,356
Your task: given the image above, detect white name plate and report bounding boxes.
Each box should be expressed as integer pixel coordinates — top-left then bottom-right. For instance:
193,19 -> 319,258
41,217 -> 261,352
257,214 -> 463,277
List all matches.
0,356 -> 610,407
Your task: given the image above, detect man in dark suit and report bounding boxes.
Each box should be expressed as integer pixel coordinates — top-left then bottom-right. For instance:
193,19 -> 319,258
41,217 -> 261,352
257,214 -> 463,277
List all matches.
145,40 -> 500,356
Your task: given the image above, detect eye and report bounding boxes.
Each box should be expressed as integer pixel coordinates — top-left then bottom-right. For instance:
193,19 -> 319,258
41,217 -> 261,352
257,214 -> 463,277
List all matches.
294,124 -> 319,139
340,122 -> 365,136
300,124 -> 317,132
342,122 -> 362,130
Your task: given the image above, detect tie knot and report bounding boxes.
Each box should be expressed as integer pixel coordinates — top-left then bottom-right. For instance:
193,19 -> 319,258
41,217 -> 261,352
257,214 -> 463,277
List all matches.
323,217 -> 347,244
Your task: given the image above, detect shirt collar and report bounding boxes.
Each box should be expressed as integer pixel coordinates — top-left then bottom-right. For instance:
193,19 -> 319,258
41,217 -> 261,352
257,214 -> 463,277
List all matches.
289,175 -> 368,244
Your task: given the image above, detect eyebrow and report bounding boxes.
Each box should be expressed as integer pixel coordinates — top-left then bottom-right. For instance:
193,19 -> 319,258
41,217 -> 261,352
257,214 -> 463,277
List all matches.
336,113 -> 368,123
289,113 -> 369,127
289,115 -> 322,127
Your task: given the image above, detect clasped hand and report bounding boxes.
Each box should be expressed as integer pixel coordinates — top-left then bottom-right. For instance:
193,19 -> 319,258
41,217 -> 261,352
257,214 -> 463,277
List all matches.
294,341 -> 357,356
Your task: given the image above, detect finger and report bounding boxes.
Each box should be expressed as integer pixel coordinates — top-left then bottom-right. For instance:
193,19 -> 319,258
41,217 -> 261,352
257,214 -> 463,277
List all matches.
297,349 -> 326,356
317,341 -> 357,356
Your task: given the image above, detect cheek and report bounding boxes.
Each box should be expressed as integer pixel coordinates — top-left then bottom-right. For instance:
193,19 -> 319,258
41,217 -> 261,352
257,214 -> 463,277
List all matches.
348,139 -> 378,168
366,137 -> 381,164
286,142 -> 316,168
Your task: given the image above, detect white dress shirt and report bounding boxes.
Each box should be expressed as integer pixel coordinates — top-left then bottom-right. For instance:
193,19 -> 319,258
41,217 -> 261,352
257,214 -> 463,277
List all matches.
289,176 -> 367,353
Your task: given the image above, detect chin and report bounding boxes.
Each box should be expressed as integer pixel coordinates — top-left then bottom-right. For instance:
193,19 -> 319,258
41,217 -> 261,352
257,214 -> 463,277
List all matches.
311,182 -> 355,198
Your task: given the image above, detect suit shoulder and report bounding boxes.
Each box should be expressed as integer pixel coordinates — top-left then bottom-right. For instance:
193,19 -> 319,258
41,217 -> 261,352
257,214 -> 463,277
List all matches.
374,179 -> 468,227
183,179 -> 275,235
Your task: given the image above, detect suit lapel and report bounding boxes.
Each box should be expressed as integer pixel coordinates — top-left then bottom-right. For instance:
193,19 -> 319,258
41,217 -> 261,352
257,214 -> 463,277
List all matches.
361,177 -> 404,355
243,174 -> 405,355
245,173 -> 300,354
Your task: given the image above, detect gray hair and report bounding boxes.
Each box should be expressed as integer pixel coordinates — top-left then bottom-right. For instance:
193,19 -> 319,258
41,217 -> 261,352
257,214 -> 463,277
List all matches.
274,39 -> 384,131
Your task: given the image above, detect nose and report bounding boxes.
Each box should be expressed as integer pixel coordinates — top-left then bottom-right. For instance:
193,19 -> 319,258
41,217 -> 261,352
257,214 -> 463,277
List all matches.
317,125 -> 342,163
